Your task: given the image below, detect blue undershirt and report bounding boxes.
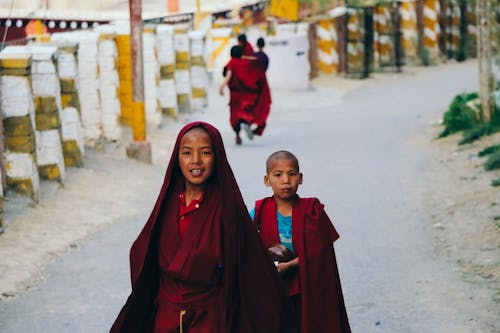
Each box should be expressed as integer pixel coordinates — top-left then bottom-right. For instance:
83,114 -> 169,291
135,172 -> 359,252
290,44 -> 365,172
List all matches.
250,208 -> 294,252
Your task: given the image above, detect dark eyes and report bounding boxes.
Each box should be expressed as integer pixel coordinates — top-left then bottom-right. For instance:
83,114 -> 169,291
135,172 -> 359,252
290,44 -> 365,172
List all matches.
273,172 -> 297,177
180,150 -> 212,156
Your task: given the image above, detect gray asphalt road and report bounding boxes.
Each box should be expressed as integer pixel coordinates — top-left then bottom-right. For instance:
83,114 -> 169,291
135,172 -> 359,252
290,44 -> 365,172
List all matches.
0,60 -> 491,332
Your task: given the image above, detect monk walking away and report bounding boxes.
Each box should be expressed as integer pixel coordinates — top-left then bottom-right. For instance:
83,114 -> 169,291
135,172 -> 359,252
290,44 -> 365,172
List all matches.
250,150 -> 351,333
219,45 -> 272,145
110,123 -> 296,333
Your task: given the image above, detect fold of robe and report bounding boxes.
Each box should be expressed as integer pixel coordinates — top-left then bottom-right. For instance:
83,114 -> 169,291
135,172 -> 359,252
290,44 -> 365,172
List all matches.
110,122 -> 295,333
254,196 -> 351,333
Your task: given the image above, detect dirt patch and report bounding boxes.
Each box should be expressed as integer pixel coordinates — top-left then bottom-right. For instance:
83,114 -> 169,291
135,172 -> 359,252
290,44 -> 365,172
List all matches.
423,127 -> 500,313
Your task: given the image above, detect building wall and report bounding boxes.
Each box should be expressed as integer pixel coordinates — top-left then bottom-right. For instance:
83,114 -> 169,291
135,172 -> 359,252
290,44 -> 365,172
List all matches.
0,0 -> 122,10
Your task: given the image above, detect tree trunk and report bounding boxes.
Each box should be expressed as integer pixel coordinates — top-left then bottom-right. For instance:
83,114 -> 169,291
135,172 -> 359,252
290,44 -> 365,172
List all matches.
477,0 -> 493,122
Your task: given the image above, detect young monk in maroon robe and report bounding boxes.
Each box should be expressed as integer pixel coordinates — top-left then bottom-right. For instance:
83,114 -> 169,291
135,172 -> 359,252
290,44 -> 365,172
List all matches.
110,123 -> 296,333
250,150 -> 351,333
219,46 -> 271,145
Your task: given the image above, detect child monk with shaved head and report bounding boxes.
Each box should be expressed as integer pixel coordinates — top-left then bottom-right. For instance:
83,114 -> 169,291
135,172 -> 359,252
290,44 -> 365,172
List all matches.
250,150 -> 352,333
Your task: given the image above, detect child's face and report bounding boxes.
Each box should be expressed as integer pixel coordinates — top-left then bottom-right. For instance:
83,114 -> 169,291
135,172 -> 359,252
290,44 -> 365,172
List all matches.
178,128 -> 215,190
264,158 -> 302,201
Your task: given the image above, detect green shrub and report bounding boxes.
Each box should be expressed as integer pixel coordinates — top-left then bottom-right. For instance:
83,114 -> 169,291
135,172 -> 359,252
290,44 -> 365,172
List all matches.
492,178 -> 500,187
459,123 -> 489,144
439,92 -> 480,137
485,150 -> 500,171
479,144 -> 500,157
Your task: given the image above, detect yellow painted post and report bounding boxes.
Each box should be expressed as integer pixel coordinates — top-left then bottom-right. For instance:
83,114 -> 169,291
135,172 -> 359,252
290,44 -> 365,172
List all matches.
4,45 -> 66,183
174,24 -> 191,114
347,9 -> 364,76
423,0 -> 441,63
132,101 -> 146,141
143,26 -> 162,128
116,34 -> 134,127
0,53 -> 40,203
317,19 -> 335,73
373,4 -> 393,69
189,31 -> 208,110
52,42 -> 85,167
94,29 -> 122,143
156,24 -> 178,118
400,0 -> 418,64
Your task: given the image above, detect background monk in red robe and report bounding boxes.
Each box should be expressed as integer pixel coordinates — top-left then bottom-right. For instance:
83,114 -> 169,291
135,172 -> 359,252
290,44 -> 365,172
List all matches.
110,123 -> 296,333
219,46 -> 272,145
250,150 -> 352,333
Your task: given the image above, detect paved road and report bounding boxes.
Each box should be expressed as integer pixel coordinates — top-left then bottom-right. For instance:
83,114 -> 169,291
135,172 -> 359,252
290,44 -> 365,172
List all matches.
0,60 -> 491,332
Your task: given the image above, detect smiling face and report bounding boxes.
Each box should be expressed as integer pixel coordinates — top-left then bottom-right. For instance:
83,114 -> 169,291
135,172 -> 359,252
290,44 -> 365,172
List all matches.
264,158 -> 303,202
178,127 -> 215,192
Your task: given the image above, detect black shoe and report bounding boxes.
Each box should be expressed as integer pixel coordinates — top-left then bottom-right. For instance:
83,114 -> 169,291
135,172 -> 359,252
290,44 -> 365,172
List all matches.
236,136 -> 242,145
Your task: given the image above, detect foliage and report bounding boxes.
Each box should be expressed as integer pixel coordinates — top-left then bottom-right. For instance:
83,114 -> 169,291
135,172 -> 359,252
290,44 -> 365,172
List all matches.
439,92 -> 480,137
492,178 -> 500,187
479,144 -> 500,157
459,103 -> 500,144
484,150 -> 500,171
459,123 -> 489,144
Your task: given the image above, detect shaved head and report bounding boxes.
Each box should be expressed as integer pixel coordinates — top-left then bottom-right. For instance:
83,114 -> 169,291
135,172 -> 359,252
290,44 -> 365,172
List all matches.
266,150 -> 300,173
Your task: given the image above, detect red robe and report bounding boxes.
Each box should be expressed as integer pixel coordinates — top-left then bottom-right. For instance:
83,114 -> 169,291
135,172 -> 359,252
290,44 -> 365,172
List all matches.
254,196 -> 351,333
110,122 -> 295,333
242,42 -> 254,56
225,58 -> 271,135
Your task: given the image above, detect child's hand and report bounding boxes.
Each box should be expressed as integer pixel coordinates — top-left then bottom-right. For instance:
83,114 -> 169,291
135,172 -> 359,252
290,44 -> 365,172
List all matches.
276,257 -> 299,274
276,262 -> 290,274
219,85 -> 225,96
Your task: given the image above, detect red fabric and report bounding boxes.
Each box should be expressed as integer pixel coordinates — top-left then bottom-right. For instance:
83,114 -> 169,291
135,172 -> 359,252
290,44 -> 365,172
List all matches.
254,196 -> 351,333
225,58 -> 271,135
242,42 -> 254,56
254,198 -> 300,295
110,122 -> 296,333
177,192 -> 203,239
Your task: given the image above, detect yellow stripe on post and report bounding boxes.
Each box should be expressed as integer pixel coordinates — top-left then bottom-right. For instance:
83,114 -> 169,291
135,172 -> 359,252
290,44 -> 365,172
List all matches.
132,101 -> 146,141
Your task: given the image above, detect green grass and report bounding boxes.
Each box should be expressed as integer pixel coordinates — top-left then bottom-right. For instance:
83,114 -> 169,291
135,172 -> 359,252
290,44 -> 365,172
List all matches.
439,92 -> 480,138
485,150 -> 500,171
479,144 -> 500,157
457,105 -> 500,145
459,124 -> 490,145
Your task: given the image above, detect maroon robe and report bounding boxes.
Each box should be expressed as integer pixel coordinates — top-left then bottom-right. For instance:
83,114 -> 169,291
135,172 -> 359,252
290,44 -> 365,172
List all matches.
110,122 -> 295,333
225,58 -> 271,136
254,196 -> 351,333
242,42 -> 254,56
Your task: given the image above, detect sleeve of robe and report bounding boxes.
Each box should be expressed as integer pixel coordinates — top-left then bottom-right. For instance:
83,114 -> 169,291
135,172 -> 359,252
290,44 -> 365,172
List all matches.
297,198 -> 351,333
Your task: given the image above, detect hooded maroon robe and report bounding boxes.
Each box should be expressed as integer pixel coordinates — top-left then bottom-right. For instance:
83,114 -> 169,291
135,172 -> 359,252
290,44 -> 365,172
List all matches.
225,58 -> 271,136
254,196 -> 351,333
110,122 -> 295,333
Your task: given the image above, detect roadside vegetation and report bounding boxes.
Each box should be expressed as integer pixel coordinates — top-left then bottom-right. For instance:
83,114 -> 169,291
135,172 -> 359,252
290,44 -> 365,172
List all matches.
439,90 -> 500,184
